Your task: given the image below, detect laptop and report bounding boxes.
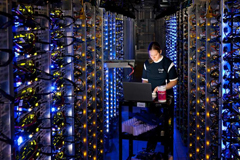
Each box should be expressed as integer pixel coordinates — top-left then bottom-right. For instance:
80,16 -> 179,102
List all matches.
123,82 -> 153,102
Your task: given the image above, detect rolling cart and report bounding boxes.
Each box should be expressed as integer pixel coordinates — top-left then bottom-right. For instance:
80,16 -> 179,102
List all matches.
119,97 -> 173,160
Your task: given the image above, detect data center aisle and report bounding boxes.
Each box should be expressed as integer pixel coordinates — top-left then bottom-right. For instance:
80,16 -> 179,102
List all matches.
173,118 -> 188,160
105,112 -> 188,160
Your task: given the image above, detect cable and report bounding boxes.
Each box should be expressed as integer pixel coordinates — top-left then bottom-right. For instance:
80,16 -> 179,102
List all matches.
126,63 -> 134,80
0,89 -> 14,102
0,131 -> 13,144
0,49 -> 14,67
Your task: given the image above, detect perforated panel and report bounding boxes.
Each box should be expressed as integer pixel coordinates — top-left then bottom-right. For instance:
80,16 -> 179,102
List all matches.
11,3 -> 51,160
0,0 -> 12,159
0,0 -> 7,48
0,103 -> 11,160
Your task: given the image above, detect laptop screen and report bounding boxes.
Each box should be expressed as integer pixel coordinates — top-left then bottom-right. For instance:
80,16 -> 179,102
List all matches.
123,82 -> 153,102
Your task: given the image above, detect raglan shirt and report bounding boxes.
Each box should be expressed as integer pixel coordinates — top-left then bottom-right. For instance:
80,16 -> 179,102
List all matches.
142,56 -> 178,95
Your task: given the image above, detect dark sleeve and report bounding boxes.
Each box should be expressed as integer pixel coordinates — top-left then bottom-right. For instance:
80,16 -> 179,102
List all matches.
142,61 -> 148,81
168,62 -> 178,81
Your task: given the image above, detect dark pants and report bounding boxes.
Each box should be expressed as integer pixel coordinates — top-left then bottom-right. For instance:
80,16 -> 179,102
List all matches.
146,96 -> 174,156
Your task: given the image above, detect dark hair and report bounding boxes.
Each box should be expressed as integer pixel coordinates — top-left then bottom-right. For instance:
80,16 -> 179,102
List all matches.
148,42 -> 162,63
148,42 -> 162,52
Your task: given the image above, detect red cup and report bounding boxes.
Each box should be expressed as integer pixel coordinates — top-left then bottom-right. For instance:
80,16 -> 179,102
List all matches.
157,86 -> 166,102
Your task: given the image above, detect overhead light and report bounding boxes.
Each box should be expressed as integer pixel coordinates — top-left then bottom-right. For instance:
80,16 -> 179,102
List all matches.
160,4 -> 170,7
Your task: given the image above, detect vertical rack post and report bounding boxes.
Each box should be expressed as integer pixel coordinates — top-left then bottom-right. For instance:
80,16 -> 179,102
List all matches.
182,6 -> 189,145
112,13 -> 117,119
103,11 -> 110,153
72,0 -> 87,159
0,0 -> 13,159
109,13 -> 114,123
85,2 -> 97,159
205,0 -> 221,159
188,4 -> 197,159
195,0 -> 207,159
176,10 -> 182,131
115,14 -> 124,115
95,7 -> 104,160
63,0 -> 75,157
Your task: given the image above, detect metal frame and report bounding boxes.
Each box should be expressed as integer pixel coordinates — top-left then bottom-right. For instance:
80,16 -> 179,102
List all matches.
188,4 -> 197,159
0,1 -> 13,159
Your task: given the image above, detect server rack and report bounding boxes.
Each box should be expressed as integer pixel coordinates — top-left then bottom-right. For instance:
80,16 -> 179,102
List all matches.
0,1 -> 135,159
115,14 -> 124,108
175,5 -> 189,146
221,0 -> 240,159
103,11 -> 117,148
165,15 -> 177,96
165,14 -> 178,135
186,0 -> 222,159
12,2 -> 51,160
103,11 -> 127,153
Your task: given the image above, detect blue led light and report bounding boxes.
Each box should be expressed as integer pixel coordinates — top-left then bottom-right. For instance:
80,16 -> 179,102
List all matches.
51,86 -> 56,91
17,136 -> 23,146
165,16 -> 177,110
16,81 -> 22,87
51,107 -> 56,112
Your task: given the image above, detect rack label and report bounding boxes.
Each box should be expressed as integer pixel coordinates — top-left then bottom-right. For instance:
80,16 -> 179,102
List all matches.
137,102 -> 146,108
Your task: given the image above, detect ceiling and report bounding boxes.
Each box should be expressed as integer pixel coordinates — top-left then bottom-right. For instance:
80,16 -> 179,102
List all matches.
100,0 -> 183,19
134,0 -> 182,19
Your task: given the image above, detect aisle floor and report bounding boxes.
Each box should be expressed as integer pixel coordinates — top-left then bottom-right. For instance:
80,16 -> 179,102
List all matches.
105,115 -> 188,160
